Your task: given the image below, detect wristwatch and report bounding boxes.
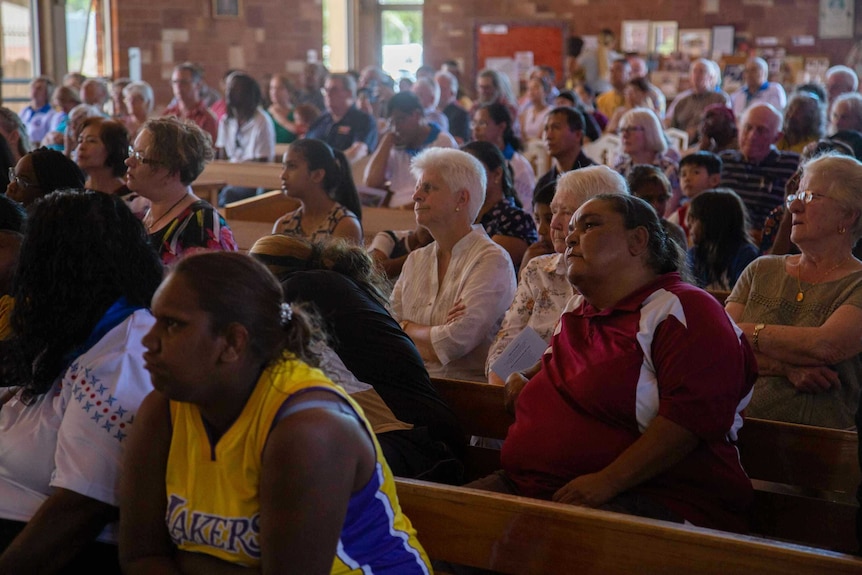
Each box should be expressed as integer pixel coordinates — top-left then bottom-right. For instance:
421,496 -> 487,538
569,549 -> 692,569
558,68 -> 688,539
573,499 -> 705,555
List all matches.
752,323 -> 766,352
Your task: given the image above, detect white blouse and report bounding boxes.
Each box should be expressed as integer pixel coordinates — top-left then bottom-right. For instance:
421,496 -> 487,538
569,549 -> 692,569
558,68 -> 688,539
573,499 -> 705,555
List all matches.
391,226 -> 516,366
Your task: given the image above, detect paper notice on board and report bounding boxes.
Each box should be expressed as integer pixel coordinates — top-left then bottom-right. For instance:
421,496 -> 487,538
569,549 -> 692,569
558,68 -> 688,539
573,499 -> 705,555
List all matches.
490,326 -> 548,381
515,51 -> 534,81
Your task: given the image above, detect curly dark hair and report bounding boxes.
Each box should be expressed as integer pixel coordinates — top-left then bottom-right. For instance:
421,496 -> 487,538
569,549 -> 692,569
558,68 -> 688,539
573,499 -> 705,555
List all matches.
30,147 -> 86,194
171,251 -> 321,368
3,190 -> 163,401
142,117 -> 214,185
225,71 -> 263,120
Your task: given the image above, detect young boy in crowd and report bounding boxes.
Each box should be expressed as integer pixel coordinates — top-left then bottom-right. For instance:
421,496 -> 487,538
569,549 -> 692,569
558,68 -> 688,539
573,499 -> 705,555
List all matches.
668,151 -> 722,238
626,164 -> 688,251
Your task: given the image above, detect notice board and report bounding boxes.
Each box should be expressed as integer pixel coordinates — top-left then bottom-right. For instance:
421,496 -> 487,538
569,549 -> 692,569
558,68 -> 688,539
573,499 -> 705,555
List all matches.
475,22 -> 567,90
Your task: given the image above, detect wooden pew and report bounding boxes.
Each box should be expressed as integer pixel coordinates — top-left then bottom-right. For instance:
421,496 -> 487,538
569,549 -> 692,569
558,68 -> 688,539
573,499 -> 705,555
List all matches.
429,376 -> 861,554
395,478 -> 862,575
198,159 -> 283,189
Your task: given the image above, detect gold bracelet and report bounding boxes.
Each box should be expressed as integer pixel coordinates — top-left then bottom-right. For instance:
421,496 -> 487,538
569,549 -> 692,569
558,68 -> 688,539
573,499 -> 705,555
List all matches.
752,323 -> 766,352
399,320 -> 409,331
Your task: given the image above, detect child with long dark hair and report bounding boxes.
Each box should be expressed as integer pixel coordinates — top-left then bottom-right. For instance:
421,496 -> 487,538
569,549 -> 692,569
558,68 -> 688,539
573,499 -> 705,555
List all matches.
685,188 -> 759,290
273,138 -> 363,244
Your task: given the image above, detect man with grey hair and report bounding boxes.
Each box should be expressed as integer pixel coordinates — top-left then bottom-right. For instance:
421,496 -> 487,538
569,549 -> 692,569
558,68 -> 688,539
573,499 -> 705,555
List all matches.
0,107 -> 31,161
20,76 -> 56,147
162,62 -> 218,143
412,77 -> 449,133
628,56 -> 666,117
665,59 -> 730,144
719,103 -> 799,235
306,72 -> 377,162
825,65 -> 859,117
80,78 -> 109,114
435,69 -> 470,144
730,57 -> 786,119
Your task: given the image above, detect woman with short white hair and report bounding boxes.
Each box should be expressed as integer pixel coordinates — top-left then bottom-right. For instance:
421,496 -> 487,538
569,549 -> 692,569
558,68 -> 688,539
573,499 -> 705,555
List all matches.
614,107 -> 681,216
122,81 -> 154,140
391,147 -> 516,374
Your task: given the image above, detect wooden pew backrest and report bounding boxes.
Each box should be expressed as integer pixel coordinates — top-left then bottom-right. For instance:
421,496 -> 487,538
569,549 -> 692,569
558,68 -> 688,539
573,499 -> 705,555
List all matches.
428,376 -> 862,554
396,478 -> 862,575
198,160 -> 282,189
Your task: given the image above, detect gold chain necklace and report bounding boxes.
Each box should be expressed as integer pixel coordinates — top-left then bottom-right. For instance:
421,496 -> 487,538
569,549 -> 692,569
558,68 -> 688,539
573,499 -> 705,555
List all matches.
794,256 -> 851,302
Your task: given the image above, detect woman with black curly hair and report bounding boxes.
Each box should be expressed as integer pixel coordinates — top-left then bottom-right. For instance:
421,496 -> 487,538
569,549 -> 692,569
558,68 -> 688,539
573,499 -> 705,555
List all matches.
6,146 -> 85,209
0,190 -> 163,573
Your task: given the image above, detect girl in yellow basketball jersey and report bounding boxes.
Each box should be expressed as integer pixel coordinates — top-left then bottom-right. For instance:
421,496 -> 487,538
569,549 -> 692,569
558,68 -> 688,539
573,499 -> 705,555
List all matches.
119,251 -> 432,574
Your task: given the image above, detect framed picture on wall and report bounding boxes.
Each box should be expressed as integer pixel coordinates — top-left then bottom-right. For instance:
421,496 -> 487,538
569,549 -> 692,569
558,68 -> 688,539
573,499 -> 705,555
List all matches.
649,22 -> 678,56
678,29 -> 711,59
621,21 -> 650,54
213,0 -> 242,18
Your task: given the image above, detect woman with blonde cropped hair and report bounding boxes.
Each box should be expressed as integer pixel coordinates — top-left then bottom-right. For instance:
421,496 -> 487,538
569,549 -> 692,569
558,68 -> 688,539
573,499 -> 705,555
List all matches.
125,116 -> 236,264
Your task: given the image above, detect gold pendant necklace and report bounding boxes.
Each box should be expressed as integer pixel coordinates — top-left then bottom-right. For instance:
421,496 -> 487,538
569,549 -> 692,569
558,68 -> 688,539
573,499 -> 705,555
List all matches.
794,256 -> 851,302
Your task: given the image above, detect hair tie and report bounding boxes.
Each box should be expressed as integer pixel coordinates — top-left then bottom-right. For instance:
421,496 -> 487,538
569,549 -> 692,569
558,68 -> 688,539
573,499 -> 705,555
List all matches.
280,302 -> 293,326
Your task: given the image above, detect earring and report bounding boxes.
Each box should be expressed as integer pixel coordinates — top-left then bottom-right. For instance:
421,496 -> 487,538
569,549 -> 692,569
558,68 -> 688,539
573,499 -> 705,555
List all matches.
840,226 -> 847,234
455,207 -> 460,212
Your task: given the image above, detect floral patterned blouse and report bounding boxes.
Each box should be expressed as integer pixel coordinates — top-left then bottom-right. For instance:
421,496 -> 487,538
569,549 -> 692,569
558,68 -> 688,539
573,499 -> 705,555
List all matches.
273,203 -> 362,243
480,197 -> 538,247
485,252 -> 574,375
149,200 -> 237,266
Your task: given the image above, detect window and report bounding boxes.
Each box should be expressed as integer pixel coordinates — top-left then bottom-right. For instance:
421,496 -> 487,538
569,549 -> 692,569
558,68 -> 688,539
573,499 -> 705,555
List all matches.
66,0 -> 111,77
378,1 -> 422,80
1,0 -> 35,110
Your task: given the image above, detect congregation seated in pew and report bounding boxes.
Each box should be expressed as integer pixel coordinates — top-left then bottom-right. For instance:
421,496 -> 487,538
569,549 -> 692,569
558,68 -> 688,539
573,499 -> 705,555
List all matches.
472,193 -> 758,533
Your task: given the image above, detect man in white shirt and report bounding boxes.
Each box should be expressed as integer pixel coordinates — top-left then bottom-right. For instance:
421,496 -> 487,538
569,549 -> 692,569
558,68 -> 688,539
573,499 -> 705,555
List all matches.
364,91 -> 457,208
730,57 -> 786,119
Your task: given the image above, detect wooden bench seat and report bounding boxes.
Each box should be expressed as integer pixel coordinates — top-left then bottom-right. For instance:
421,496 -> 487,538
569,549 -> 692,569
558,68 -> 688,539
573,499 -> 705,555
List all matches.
429,376 -> 861,554
395,478 -> 862,575
199,159 -> 283,190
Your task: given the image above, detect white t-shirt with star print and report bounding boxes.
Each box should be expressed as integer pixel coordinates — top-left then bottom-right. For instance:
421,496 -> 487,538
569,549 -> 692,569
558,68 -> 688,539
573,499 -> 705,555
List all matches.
0,309 -> 154,543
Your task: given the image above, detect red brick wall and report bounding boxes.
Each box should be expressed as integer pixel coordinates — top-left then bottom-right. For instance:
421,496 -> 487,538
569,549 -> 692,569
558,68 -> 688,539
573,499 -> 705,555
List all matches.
423,0 -> 862,96
112,0 -> 323,109
111,0 -> 861,107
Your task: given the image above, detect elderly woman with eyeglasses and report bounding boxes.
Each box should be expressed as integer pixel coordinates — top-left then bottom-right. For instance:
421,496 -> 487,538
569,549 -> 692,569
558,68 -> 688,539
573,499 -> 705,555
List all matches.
125,117 -> 236,265
614,107 -> 681,217
727,153 -> 862,429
